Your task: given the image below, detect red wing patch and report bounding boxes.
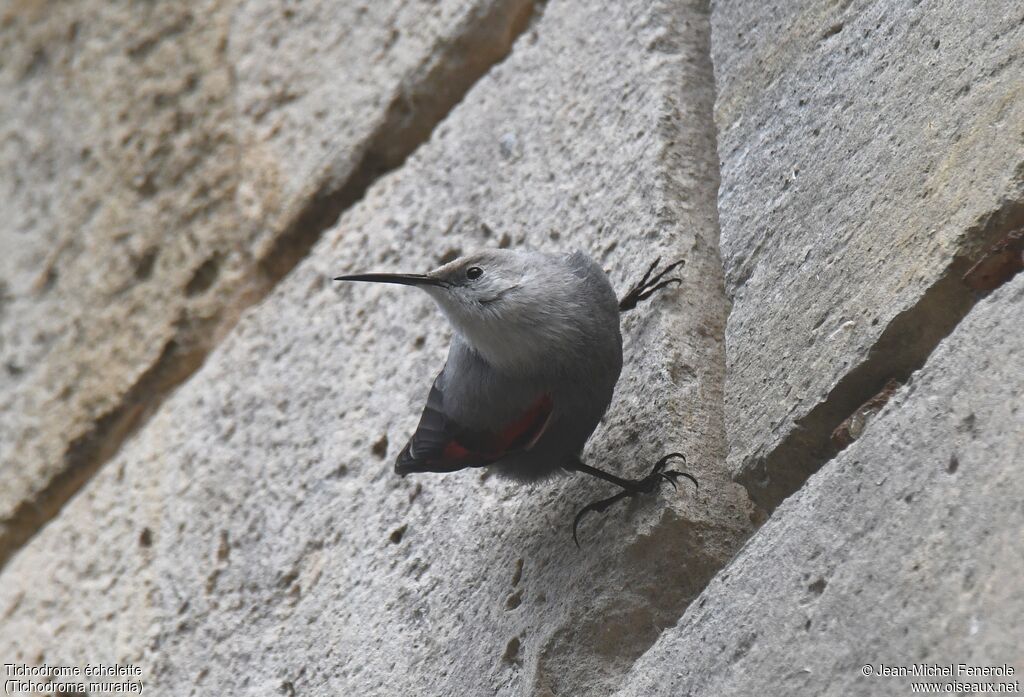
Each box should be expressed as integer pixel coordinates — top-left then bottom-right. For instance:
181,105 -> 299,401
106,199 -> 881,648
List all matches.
438,394 -> 553,466
395,375 -> 554,475
441,440 -> 473,461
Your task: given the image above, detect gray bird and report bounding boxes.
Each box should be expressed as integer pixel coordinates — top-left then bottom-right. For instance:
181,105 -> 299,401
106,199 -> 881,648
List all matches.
335,249 -> 696,543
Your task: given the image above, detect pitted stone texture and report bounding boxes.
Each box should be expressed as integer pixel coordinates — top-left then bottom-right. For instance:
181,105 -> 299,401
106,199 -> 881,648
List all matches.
613,274 -> 1024,697
0,0 -> 533,563
711,0 -> 1024,507
0,0 -> 751,695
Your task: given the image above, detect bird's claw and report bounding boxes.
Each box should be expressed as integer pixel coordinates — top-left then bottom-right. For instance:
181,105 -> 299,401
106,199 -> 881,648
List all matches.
572,452 -> 698,547
618,257 -> 686,312
650,453 -> 698,492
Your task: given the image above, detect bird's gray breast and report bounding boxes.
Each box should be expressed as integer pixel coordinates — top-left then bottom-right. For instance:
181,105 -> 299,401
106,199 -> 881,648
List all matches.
438,338 -> 549,431
439,329 -> 620,458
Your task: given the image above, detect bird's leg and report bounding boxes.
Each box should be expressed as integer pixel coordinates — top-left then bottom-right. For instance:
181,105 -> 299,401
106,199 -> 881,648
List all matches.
618,257 -> 686,312
569,453 -> 697,546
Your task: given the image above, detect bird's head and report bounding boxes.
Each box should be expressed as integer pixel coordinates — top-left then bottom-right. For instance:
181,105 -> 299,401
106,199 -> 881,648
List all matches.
336,249 -> 604,373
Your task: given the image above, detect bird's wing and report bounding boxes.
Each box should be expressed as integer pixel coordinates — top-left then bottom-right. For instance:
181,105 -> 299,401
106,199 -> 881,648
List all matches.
394,374 -> 553,475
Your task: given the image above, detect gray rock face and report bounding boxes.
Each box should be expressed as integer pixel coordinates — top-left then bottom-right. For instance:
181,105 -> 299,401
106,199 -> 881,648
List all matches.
0,0 -> 752,695
0,0 -> 534,566
711,0 -> 1024,509
612,273 -> 1024,697
3,0 -> 1018,692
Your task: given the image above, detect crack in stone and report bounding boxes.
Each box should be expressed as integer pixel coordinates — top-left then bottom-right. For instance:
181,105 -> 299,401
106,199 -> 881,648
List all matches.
736,193 -> 1024,513
0,0 -> 544,572
0,335 -> 206,570
255,0 -> 543,287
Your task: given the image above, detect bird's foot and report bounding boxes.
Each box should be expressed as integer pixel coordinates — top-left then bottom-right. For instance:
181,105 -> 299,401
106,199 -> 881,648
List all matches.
572,453 -> 697,546
618,257 -> 686,312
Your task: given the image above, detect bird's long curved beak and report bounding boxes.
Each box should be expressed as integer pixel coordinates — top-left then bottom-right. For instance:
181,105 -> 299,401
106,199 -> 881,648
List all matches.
333,272 -> 444,288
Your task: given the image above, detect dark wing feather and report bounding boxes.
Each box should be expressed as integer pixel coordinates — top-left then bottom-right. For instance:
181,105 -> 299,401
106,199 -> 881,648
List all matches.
395,374 -> 552,475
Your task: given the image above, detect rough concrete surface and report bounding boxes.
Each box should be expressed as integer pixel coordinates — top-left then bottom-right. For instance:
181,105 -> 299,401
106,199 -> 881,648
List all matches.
711,0 -> 1024,508
0,0 -> 535,568
0,1 -> 752,695
612,273 -> 1024,697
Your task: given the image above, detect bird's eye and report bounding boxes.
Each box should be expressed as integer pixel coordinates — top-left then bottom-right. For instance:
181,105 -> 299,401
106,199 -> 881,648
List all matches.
466,266 -> 483,280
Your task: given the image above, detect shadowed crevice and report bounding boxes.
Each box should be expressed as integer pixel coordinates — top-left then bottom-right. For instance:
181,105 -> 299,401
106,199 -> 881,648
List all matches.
0,337 -> 206,570
532,515 -> 727,697
736,194 -> 1024,512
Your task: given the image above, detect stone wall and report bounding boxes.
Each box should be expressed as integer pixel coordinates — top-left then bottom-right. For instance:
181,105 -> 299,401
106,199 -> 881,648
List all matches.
1,0 -> 1020,695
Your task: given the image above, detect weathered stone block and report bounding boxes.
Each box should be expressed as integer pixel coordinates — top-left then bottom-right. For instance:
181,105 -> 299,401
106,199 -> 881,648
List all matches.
0,1 -> 751,694
0,0 -> 534,565
613,273 -> 1024,696
711,0 -> 1024,508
